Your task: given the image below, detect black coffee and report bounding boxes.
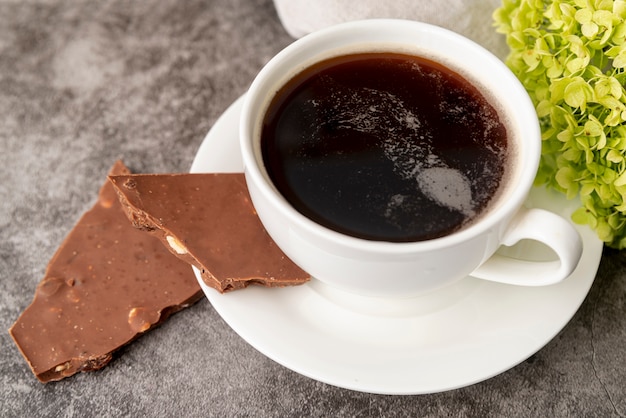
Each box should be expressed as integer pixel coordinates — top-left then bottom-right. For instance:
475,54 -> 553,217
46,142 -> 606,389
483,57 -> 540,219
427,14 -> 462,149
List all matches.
261,52 -> 509,242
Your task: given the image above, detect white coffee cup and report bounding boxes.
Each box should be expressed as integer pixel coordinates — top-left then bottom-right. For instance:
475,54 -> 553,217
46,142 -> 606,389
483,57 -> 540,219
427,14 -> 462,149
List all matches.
240,19 -> 583,298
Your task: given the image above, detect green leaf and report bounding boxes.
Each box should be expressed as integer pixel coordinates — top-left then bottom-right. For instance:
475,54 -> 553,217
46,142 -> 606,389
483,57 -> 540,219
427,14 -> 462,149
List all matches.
549,77 -> 571,102
583,118 -> 603,137
580,182 -> 596,196
557,127 -> 574,142
546,57 -> 564,77
607,149 -> 624,163
593,10 -> 615,28
594,76 -> 623,99
614,170 -> 626,186
566,56 -> 589,72
596,219 -> 614,242
563,147 -> 583,161
563,77 -> 594,109
565,35 -> 588,57
522,49 -> 543,71
555,166 -> 580,198
602,167 -> 618,183
582,22 -> 599,38
613,50 -> 626,68
536,99 -> 553,117
572,206 -> 597,227
612,22 -> 626,43
614,1 -> 626,19
574,8 -> 592,24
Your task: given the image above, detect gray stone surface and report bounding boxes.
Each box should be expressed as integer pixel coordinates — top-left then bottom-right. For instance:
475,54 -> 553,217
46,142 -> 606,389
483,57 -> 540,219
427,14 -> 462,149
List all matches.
1,1 -> 624,416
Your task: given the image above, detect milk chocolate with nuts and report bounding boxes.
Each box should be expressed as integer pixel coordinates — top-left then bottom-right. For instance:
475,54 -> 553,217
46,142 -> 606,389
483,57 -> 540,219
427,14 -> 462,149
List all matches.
108,172 -> 310,292
9,161 -> 202,382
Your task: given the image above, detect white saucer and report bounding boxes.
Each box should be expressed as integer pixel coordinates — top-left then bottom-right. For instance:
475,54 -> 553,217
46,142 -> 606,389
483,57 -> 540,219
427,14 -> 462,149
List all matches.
189,95 -> 603,395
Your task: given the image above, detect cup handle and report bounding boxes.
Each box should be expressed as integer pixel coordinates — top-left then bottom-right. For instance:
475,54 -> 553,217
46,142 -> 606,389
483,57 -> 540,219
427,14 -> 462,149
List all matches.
471,208 -> 583,286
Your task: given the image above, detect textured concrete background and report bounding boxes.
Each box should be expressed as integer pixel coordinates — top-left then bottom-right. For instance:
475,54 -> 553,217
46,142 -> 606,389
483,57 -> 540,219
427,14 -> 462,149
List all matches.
1,1 -> 625,416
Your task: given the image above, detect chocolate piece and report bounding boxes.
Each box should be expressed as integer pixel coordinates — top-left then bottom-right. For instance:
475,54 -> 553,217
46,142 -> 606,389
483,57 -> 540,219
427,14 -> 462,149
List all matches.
108,172 -> 310,292
9,161 -> 203,383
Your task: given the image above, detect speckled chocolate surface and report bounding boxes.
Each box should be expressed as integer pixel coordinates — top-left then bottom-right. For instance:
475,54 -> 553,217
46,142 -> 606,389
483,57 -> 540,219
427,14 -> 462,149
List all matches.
9,161 -> 203,383
1,1 -> 625,416
109,172 -> 309,292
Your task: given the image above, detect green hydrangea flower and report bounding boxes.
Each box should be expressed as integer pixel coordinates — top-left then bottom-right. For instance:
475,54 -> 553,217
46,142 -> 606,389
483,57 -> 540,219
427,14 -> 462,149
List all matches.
494,0 -> 626,248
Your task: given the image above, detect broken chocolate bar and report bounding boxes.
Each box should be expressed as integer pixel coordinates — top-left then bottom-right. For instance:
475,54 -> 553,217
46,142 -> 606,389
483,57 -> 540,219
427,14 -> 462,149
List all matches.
9,161 -> 203,382
108,172 -> 310,292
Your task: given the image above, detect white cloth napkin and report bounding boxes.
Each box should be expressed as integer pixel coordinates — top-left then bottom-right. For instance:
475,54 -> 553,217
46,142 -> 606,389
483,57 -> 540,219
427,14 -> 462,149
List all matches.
273,0 -> 508,60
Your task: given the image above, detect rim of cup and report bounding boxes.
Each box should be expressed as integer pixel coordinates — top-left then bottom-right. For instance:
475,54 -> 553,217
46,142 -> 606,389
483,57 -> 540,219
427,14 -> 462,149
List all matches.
240,19 -> 540,254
